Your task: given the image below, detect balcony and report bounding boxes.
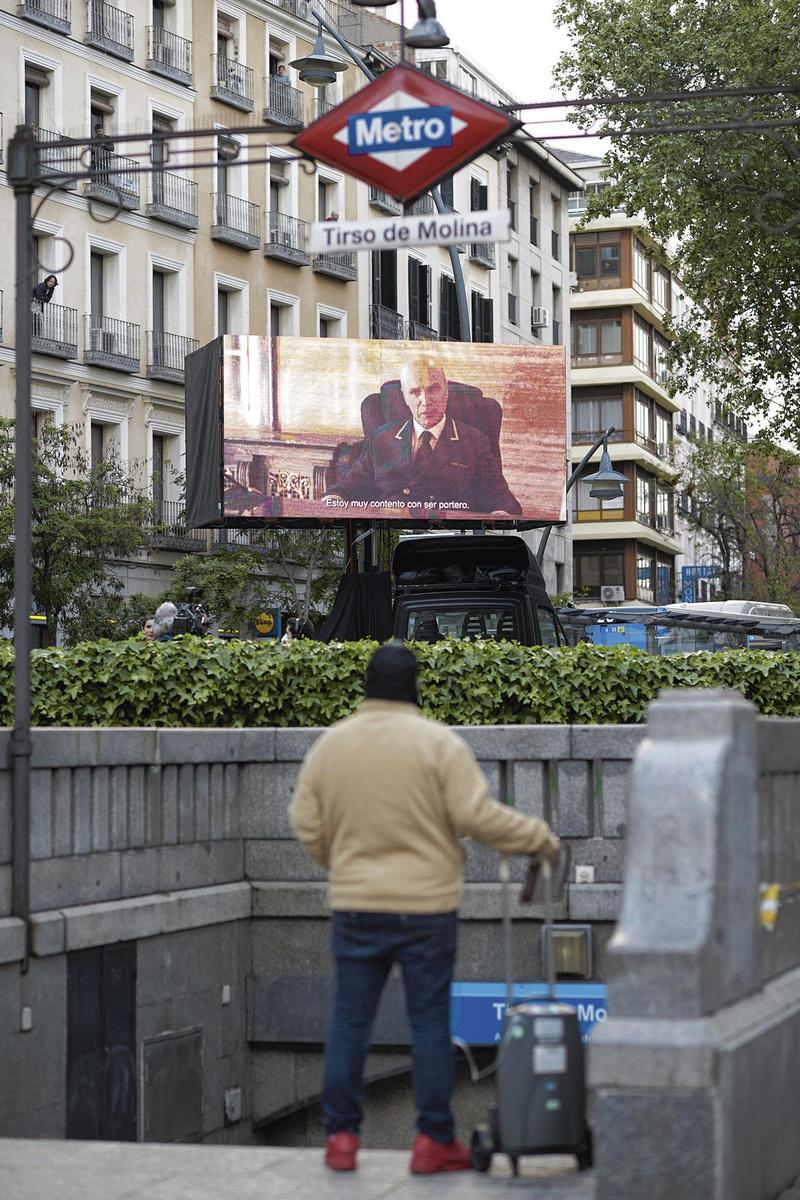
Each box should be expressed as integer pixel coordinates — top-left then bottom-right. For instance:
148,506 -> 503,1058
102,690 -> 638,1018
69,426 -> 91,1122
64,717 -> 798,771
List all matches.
263,76 -> 304,129
84,315 -> 140,373
408,320 -> 438,341
211,55 -> 254,112
31,302 -> 78,358
405,194 -> 435,217
370,305 -> 404,340
86,0 -> 134,61
147,331 -> 199,383
149,498 -> 206,551
312,250 -> 357,281
84,151 -> 139,210
469,241 -> 496,269
146,171 -> 198,230
32,127 -> 80,190
315,96 -> 337,120
146,27 -> 192,86
20,0 -> 70,35
507,293 -> 518,326
264,212 -> 310,267
369,186 -> 403,217
211,194 -> 261,250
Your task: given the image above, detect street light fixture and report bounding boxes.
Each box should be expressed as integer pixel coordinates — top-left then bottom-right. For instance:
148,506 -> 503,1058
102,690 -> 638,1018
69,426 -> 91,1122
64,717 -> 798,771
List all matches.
535,427 -> 628,565
406,2 -> 450,49
289,25 -> 350,87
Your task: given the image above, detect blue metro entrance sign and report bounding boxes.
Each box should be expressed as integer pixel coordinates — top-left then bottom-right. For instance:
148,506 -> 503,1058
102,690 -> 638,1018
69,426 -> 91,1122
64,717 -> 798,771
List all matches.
293,63 -> 520,202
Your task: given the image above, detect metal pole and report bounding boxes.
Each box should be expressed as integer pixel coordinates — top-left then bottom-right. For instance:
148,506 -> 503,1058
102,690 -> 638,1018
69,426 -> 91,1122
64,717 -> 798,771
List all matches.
536,427 -> 615,565
311,6 -> 471,340
8,126 -> 37,971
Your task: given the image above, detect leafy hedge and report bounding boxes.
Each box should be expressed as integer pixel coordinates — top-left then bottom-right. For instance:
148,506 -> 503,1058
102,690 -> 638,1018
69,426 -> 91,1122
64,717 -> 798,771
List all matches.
1,638 -> 800,727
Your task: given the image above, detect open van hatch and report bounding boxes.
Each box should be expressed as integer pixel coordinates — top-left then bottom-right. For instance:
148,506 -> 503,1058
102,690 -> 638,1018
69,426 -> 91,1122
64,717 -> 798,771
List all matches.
393,535 -> 536,593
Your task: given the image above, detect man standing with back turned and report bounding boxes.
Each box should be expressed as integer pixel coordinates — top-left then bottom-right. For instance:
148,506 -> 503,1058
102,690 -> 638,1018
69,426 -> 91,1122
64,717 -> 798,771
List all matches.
289,644 -> 560,1174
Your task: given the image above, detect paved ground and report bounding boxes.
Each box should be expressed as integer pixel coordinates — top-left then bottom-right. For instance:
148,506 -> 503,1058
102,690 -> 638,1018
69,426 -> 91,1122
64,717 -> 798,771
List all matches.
0,1140 -> 594,1200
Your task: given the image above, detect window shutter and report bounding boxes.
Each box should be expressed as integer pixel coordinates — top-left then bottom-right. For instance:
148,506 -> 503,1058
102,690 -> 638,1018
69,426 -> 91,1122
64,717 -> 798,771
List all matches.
482,297 -> 494,343
408,259 -> 419,323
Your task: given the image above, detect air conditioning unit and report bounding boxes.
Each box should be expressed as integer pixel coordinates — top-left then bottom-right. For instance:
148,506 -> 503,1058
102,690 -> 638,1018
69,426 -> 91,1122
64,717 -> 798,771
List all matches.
568,271 -> 579,288
530,306 -> 550,329
601,585 -> 625,604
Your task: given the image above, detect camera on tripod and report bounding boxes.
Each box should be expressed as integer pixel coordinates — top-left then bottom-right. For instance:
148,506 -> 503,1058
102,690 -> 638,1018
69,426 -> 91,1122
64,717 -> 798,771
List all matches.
173,587 -> 211,636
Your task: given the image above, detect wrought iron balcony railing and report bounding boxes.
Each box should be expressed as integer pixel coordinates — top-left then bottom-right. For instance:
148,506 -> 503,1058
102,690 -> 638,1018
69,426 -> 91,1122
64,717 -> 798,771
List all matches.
312,250 -> 357,281
315,96 -> 336,120
264,75 -> 304,128
149,498 -> 206,547
370,304 -> 404,340
469,241 -> 496,269
32,127 -> 80,189
408,320 -> 438,341
211,55 -> 254,112
211,193 -> 261,250
84,149 -> 139,209
31,302 -> 78,358
84,315 -> 140,372
147,331 -> 199,383
264,212 -> 310,267
21,0 -> 70,35
146,170 -> 198,229
86,0 -> 134,60
405,194 -> 436,217
146,26 -> 192,85
369,187 -> 403,217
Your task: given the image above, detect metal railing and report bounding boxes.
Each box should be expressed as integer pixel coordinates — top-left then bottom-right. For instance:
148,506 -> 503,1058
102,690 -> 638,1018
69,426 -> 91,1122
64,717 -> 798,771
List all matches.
30,302 -> 78,358
85,150 -> 139,209
572,427 -> 625,444
21,0 -> 70,34
211,55 -> 254,110
469,241 -> 496,268
265,211 -> 309,263
83,315 -> 140,371
86,0 -> 134,60
408,320 -> 438,341
406,194 -> 436,216
32,126 -> 81,188
312,250 -> 357,281
316,96 -> 336,120
147,331 -> 199,382
369,186 -> 403,216
147,170 -> 198,228
370,304 -> 404,340
146,26 -> 192,84
211,193 -> 261,247
264,75 -> 304,127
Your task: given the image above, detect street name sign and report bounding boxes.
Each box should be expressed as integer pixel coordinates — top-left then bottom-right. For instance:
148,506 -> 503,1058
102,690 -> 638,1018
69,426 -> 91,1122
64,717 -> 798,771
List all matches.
308,208 -> 510,253
292,63 -> 520,201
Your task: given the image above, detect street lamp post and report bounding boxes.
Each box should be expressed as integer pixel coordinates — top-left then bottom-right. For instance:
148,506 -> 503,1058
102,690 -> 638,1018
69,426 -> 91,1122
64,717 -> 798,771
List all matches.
536,427 -> 628,566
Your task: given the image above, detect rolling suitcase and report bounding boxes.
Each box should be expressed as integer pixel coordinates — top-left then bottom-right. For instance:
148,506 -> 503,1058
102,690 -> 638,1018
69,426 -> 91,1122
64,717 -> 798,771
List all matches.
470,852 -> 592,1175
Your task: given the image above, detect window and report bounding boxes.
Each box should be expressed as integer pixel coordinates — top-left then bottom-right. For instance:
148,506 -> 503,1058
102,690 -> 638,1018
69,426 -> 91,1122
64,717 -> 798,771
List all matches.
90,251 -> 105,319
529,180 -> 539,245
438,174 -> 454,209
507,256 -> 518,326
408,258 -> 431,327
267,291 -> 298,337
471,291 -> 493,343
90,88 -> 116,136
152,432 -> 166,516
317,175 -> 340,222
439,275 -> 461,342
656,555 -> 674,604
152,269 -> 166,334
460,67 -> 477,95
572,313 -> 623,366
572,389 -> 623,442
574,549 -> 625,599
370,250 -> 397,313
654,332 -> 670,385
215,275 -> 247,336
537,607 -> 559,647
572,231 -> 621,287
317,305 -> 346,338
655,407 -> 671,454
653,265 -> 670,312
552,284 -> 561,344
656,483 -> 672,532
90,420 -> 113,468
636,469 -> 654,525
635,391 -> 653,450
633,238 -> 651,298
470,176 -> 488,212
24,63 -> 52,127
633,315 -> 652,374
506,164 -> 517,230
637,548 -> 654,603
421,59 -> 447,80
572,478 -> 624,521
551,194 -> 561,261
217,288 -> 229,335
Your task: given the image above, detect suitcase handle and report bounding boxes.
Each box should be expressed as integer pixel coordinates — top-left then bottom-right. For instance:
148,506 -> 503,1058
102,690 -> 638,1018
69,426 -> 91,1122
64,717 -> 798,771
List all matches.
520,847 -> 570,904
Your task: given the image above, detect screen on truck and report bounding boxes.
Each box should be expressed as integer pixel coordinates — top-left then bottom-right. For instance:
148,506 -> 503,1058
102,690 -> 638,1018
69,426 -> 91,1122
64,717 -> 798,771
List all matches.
186,336 -> 567,527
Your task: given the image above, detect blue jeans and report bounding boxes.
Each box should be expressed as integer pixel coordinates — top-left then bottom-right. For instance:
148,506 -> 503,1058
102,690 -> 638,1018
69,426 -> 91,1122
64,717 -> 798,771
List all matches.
323,910 -> 458,1142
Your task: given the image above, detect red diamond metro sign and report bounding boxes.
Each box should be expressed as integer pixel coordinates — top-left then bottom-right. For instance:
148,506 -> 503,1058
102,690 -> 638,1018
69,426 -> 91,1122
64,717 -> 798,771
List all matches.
292,64 -> 520,203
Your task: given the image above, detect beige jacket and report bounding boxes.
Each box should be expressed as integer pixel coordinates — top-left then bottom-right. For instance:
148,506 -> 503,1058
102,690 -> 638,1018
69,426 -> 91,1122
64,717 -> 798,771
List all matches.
288,699 -> 558,913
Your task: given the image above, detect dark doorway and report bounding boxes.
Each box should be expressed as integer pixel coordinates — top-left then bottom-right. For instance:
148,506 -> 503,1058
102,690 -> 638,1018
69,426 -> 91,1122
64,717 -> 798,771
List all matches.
66,942 -> 137,1141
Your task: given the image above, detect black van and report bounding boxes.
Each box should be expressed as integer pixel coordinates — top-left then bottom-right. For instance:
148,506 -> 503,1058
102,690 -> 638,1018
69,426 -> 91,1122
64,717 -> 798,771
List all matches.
392,534 -> 564,646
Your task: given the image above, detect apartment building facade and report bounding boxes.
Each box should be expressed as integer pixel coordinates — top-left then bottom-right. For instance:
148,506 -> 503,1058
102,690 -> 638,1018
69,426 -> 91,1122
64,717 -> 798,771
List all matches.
0,0 -> 578,606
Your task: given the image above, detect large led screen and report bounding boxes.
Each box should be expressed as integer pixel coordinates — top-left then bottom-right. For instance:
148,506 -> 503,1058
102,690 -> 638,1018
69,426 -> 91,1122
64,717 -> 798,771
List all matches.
217,336 -> 566,525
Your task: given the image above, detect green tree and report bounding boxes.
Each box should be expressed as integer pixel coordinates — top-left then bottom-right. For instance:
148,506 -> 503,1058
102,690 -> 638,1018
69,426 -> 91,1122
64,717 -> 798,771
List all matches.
681,437 -> 800,605
554,0 -> 800,441
0,419 -> 151,646
164,547 -> 271,633
260,528 -> 344,623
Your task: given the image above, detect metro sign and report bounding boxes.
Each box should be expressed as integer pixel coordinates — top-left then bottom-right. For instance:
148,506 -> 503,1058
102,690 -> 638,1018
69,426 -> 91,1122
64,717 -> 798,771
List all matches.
292,63 -> 519,202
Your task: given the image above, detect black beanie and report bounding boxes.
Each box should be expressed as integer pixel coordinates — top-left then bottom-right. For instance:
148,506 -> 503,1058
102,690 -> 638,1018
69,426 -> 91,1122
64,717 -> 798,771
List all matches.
364,643 -> 420,705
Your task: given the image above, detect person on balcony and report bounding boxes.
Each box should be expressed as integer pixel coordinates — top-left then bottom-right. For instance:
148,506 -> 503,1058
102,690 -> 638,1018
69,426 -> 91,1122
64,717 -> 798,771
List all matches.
30,275 -> 58,336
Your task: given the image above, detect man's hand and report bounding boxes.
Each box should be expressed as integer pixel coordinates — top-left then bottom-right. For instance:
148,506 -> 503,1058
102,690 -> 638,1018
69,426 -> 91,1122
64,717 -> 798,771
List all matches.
540,834 -> 561,866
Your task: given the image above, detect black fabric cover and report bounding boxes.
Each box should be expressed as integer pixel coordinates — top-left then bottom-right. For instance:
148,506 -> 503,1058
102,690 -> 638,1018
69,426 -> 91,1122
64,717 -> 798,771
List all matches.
318,572 -> 393,643
185,338 -> 223,529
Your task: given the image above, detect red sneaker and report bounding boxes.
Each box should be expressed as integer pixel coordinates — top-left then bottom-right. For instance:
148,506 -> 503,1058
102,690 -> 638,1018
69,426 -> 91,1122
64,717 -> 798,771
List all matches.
409,1133 -> 472,1174
325,1132 -> 360,1171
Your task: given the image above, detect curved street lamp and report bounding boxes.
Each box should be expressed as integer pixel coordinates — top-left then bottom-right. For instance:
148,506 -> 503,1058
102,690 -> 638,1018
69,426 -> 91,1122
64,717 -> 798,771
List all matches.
536,427 -> 628,564
289,26 -> 350,87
